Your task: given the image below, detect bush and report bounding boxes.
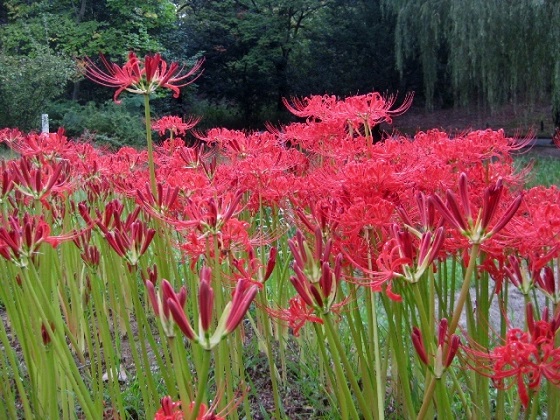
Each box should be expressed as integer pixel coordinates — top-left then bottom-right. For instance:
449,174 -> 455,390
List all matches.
47,98 -> 147,148
0,49 -> 75,130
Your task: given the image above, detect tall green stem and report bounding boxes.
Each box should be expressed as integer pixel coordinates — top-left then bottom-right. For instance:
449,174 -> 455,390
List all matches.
190,350 -> 211,420
416,242 -> 481,419
143,94 -> 157,194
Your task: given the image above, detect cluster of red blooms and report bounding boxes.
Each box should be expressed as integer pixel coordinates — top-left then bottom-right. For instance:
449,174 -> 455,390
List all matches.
464,304 -> 560,407
0,51 -> 559,416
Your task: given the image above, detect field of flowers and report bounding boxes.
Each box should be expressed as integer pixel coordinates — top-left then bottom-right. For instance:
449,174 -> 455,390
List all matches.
0,53 -> 559,419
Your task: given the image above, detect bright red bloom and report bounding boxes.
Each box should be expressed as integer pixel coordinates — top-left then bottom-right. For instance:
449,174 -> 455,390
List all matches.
92,201 -> 156,266
83,52 -> 204,102
161,267 -> 258,349
155,396 -> 183,420
430,172 -> 523,244
154,397 -> 227,420
267,296 -> 324,337
11,157 -> 72,205
0,213 -> 78,267
152,115 -> 200,137
464,304 -> 560,407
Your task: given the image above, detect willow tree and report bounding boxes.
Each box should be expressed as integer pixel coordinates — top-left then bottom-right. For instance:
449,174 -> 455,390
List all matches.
382,0 -> 560,126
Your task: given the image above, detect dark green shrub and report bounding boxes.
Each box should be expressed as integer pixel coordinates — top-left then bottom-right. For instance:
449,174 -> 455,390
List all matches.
47,98 -> 147,148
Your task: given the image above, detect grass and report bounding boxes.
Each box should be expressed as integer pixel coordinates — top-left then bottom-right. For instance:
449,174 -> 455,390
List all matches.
515,155 -> 560,188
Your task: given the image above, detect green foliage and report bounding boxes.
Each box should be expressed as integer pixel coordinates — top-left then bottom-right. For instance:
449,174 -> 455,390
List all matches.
0,48 -> 76,130
179,0 -> 332,124
47,98 -> 147,148
382,0 -> 560,114
515,155 -> 560,188
0,0 -> 177,57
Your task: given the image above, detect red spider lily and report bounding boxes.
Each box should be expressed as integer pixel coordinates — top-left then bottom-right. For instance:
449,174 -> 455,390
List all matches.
10,157 -> 72,205
288,229 -> 343,312
72,229 -> 100,268
0,127 -> 23,148
463,303 -> 560,407
146,278 -> 187,338
430,172 -> 523,244
500,185 -> 560,257
155,393 -> 238,420
152,115 -> 200,137
339,92 -> 414,128
179,191 -> 244,233
230,246 -> 277,289
91,200 -> 155,266
345,224 -> 444,301
0,213 -> 78,267
266,296 -> 324,337
11,128 -> 72,160
411,319 -> 460,378
136,182 -> 181,220
169,144 -> 209,170
160,267 -> 258,350
83,52 -> 204,102
0,161 -> 15,203
41,321 -> 55,346
504,255 -> 534,295
282,92 -> 413,140
155,396 -> 183,420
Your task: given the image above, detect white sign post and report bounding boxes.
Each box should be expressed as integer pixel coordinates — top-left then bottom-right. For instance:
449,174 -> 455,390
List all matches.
41,114 -> 49,134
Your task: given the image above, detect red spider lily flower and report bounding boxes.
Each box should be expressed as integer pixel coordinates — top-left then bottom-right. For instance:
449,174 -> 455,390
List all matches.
152,115 -> 200,137
10,157 -> 72,205
91,200 -> 155,266
155,393 -> 238,420
464,303 -> 560,408
282,92 -> 413,142
41,321 -> 55,346
230,246 -> 277,289
136,182 -> 181,220
83,52 -> 204,103
162,279 -> 195,341
11,128 -> 72,160
161,267 -> 258,350
101,219 -> 155,266
288,229 -> 343,312
430,172 -> 523,244
266,296 -> 324,337
72,229 -> 100,268
0,128 -> 23,148
223,278 -> 259,334
504,255 -> 534,295
0,213 -> 79,267
155,396 -> 183,420
179,191 -> 244,233
146,278 -> 187,338
0,161 -> 15,204
411,319 -> 460,378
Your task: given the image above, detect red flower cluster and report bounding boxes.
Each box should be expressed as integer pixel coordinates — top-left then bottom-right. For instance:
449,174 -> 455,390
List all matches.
83,52 -> 204,102
464,304 -> 560,407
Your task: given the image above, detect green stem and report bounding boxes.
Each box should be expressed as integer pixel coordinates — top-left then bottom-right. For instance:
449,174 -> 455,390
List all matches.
312,323 -> 349,420
323,313 -> 373,420
368,290 -> 385,420
417,242 -> 481,419
190,350 -> 211,420
143,94 -> 157,194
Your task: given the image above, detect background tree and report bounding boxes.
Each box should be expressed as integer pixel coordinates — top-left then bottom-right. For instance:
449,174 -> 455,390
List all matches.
0,0 -> 180,129
382,0 -> 560,120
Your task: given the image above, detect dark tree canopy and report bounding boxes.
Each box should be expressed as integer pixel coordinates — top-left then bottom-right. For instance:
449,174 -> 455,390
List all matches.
0,0 -> 559,130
